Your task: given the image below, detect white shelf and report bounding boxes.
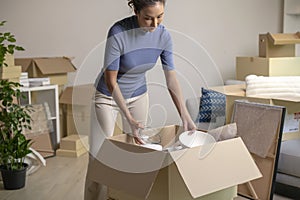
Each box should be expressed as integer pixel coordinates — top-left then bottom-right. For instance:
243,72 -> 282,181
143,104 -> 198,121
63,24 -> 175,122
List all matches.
20,84 -> 60,147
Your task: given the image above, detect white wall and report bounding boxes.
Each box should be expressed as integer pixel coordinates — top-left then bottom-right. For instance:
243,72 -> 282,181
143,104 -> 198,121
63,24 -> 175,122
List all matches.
0,0 -> 284,126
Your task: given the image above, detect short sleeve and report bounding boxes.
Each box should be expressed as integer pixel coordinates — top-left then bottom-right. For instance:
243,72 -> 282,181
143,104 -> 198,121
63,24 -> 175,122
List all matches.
103,27 -> 122,71
160,31 -> 175,70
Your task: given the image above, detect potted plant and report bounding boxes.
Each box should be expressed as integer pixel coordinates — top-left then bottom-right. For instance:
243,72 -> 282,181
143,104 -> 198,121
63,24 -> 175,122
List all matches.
0,21 -> 24,67
0,20 -> 32,190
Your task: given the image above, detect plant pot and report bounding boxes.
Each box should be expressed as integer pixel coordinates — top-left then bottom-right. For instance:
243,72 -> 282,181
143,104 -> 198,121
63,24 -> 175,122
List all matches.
0,163 -> 28,190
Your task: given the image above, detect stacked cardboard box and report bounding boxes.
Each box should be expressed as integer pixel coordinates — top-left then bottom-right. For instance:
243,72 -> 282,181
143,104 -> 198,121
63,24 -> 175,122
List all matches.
56,135 -> 88,157
59,84 -> 123,138
59,84 -> 94,138
0,54 -> 22,82
236,32 -> 300,80
232,32 -> 300,141
15,57 -> 76,95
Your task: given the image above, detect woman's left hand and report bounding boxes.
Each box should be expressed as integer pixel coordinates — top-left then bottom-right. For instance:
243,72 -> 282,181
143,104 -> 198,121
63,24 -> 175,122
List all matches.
181,113 -> 197,132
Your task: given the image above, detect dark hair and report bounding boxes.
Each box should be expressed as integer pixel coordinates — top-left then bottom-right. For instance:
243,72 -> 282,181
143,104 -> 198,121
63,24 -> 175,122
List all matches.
128,0 -> 166,13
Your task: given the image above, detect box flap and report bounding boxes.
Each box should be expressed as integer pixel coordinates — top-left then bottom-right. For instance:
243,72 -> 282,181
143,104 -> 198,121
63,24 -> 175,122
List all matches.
87,138 -> 168,199
33,57 -> 76,75
15,58 -> 33,71
59,87 -> 73,105
169,137 -> 262,198
59,84 -> 95,105
267,32 -> 300,45
15,57 -> 76,75
210,84 -> 246,96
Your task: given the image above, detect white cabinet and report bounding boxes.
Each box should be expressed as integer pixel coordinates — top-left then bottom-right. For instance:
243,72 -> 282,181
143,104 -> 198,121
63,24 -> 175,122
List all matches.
20,85 -> 60,149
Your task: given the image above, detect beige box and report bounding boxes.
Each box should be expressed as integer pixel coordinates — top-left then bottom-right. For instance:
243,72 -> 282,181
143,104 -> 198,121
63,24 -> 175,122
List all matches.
0,65 -> 22,79
236,56 -> 300,80
211,84 -> 300,141
259,32 -> 300,58
7,77 -> 20,83
109,182 -> 237,200
3,54 -> 15,66
66,106 -> 91,135
15,57 -> 76,86
56,147 -> 87,157
59,84 -> 94,136
60,135 -> 88,151
26,132 -> 54,158
87,125 -> 262,200
23,104 -> 54,158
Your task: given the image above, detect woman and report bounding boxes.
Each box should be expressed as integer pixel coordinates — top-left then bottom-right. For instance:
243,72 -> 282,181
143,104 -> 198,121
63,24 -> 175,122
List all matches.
85,0 -> 196,199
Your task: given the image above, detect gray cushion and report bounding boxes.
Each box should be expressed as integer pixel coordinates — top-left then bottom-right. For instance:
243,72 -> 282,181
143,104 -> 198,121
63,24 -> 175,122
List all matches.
278,139 -> 300,178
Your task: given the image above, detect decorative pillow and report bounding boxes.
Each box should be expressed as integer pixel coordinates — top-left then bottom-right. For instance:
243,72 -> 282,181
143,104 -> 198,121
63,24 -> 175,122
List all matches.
197,88 -> 226,123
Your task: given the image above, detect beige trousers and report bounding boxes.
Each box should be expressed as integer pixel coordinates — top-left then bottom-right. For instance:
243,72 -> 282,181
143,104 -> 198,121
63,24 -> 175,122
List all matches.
84,91 -> 149,200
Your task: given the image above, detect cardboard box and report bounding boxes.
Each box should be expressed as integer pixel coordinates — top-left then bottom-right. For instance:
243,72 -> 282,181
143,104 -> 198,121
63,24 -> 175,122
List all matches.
56,148 -> 87,157
0,65 -> 22,79
56,134 -> 88,157
23,104 -> 55,158
60,135 -> 88,151
59,84 -> 94,137
230,100 -> 285,199
259,32 -> 300,57
3,54 -> 15,66
26,132 -> 54,158
87,125 -> 262,200
15,57 -> 76,86
108,184 -> 237,200
56,147 -> 87,157
211,84 -> 300,141
236,56 -> 300,80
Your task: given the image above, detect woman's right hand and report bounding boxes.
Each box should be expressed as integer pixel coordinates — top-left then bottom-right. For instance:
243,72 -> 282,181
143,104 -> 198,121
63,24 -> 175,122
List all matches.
105,70 -> 146,145
128,117 -> 145,145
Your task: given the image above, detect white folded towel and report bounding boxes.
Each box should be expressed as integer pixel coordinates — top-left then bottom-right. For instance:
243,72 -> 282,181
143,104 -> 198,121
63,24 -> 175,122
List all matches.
245,75 -> 300,98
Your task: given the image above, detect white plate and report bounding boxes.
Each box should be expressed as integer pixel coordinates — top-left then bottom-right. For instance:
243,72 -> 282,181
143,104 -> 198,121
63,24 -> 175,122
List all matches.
179,130 -> 216,148
140,144 -> 163,151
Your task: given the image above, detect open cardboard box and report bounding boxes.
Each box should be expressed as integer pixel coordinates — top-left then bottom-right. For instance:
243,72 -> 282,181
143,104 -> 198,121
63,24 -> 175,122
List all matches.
211,84 -> 300,141
259,32 -> 300,57
87,125 -> 261,200
15,57 -> 76,86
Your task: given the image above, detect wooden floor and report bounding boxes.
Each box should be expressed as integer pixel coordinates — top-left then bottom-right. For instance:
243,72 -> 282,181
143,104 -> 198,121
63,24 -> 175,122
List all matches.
0,153 -> 89,200
0,153 -> 293,200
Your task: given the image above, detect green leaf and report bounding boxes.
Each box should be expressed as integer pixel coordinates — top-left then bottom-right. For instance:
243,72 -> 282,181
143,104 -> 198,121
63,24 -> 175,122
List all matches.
0,20 -> 29,170
0,21 -> 7,26
15,46 -> 25,51
4,32 -> 10,37
7,37 -> 16,43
